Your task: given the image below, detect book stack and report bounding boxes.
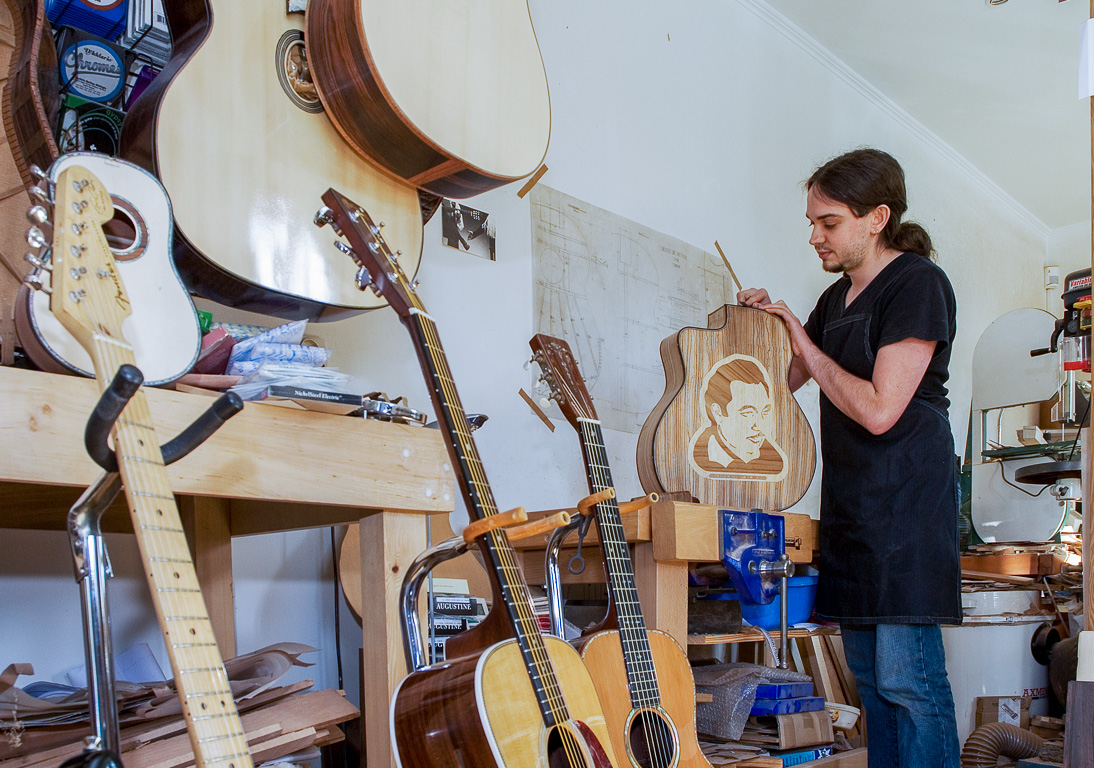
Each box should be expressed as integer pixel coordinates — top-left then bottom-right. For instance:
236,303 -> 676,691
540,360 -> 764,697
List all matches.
426,592 -> 485,664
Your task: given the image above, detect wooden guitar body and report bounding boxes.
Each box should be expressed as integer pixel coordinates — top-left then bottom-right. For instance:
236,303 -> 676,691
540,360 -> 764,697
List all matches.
305,0 -> 550,197
637,305 -> 816,511
15,152 -> 200,384
392,636 -> 615,768
579,630 -> 706,768
121,0 -> 423,320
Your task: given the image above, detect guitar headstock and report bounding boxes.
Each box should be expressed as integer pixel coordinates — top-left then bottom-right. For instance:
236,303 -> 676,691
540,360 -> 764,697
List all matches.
43,164 -> 130,353
315,188 -> 420,318
529,333 -> 597,428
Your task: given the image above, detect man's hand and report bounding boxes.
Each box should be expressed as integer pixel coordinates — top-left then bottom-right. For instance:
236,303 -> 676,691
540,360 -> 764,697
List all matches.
758,301 -> 810,358
737,287 -> 771,307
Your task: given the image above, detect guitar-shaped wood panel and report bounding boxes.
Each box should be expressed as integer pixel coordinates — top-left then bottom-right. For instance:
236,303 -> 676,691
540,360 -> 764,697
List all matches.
637,305 -> 816,511
531,333 -> 710,768
316,189 -> 619,768
41,161 -> 252,768
121,1 -> 423,320
305,0 -> 551,198
15,152 -> 201,385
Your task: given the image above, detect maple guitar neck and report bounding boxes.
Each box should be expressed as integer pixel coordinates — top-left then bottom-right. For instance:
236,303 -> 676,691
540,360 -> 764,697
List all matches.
47,162 -> 252,768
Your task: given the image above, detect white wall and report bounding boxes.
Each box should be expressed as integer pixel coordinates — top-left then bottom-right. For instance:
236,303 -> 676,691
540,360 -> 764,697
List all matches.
0,0 -> 1055,707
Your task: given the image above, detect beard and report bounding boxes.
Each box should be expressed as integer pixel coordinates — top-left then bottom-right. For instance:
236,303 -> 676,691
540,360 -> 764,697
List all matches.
821,239 -> 869,274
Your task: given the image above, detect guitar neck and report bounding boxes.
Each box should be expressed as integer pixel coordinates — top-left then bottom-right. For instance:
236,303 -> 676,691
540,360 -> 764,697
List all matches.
405,310 -> 572,727
89,339 -> 253,768
576,417 -> 661,710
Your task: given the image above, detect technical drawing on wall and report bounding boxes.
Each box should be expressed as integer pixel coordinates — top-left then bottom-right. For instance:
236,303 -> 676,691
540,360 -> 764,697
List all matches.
531,185 -> 736,433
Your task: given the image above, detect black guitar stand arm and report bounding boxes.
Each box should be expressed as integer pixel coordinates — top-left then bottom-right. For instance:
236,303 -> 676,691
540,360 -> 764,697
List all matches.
65,365 -> 242,766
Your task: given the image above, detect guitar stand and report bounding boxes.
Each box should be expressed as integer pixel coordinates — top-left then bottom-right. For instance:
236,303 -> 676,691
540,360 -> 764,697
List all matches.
544,492 -> 657,639
398,507 -> 572,671
63,365 -> 243,768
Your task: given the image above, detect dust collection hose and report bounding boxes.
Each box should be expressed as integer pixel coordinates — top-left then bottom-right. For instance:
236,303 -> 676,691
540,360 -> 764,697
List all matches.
960,721 -> 1044,768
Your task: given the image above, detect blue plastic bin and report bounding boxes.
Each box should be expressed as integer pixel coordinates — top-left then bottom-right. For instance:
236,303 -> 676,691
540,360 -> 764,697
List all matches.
718,574 -> 818,630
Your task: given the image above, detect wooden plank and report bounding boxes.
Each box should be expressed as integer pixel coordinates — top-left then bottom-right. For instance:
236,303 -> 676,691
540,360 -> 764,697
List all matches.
179,495 -> 235,657
1065,680 -> 1094,768
0,366 -> 454,512
960,552 -> 1058,577
633,542 -> 688,646
688,627 -> 838,645
806,636 -> 836,703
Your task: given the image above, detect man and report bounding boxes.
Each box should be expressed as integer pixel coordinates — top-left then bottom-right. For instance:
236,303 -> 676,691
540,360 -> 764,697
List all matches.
738,148 -> 961,767
689,356 -> 786,479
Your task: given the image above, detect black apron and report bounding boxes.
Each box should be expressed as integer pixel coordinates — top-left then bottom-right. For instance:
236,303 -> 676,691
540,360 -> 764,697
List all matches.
810,256 -> 962,625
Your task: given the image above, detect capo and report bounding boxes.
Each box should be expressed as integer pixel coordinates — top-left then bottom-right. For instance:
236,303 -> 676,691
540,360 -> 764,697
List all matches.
85,364 -> 244,472
506,511 -> 572,542
461,507 -> 528,545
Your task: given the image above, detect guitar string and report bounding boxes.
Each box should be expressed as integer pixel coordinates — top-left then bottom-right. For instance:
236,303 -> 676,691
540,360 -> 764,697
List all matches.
543,351 -> 675,767
558,367 -> 673,768
68,173 -> 252,768
415,315 -> 587,766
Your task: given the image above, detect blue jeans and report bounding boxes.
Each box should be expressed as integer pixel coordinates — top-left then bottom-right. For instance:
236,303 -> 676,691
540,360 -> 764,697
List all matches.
841,624 -> 960,768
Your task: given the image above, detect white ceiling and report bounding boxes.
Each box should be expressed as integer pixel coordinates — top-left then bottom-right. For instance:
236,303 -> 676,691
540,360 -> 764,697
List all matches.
761,0 -> 1090,231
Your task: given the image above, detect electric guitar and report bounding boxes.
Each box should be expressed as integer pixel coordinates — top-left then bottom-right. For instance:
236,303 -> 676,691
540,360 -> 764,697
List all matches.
315,189 -> 620,768
304,0 -> 551,198
121,0 -> 423,320
34,160 -> 252,768
15,153 -> 201,385
531,333 -> 711,768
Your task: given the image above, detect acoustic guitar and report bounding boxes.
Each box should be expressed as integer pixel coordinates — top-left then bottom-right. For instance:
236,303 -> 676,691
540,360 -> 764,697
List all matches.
15,152 -> 201,385
35,160 -> 252,768
531,333 -> 711,768
316,189 -> 620,768
637,304 -> 816,511
304,0 -> 551,198
120,0 -> 423,321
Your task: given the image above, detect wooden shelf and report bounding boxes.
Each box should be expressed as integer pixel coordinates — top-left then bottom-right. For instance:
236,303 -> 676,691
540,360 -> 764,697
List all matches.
688,626 -> 837,645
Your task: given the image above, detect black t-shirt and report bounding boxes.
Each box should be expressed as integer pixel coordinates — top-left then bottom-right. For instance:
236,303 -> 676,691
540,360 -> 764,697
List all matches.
803,252 -> 961,624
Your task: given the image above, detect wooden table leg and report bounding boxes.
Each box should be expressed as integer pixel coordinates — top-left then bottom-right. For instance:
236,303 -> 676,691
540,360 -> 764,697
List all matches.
178,495 -> 236,658
360,509 -> 428,768
633,541 -> 688,648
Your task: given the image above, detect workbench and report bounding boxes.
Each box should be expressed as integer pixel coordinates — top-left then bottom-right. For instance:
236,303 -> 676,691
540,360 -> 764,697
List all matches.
0,366 -> 455,768
514,499 -> 818,647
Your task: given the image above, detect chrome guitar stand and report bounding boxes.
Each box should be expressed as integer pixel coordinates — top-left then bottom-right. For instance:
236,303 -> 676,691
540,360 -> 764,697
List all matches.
62,364 -> 242,768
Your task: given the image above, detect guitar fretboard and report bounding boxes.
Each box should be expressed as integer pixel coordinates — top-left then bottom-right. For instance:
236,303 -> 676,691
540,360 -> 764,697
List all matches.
577,417 -> 661,710
409,309 -> 572,727
89,338 -> 253,768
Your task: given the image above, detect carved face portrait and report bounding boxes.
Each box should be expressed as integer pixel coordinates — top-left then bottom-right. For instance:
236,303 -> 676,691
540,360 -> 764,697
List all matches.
688,355 -> 788,481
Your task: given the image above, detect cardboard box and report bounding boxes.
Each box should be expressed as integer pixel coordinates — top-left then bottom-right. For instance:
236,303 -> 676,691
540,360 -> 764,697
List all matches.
752,710 -> 835,750
798,747 -> 868,767
975,695 -> 1031,729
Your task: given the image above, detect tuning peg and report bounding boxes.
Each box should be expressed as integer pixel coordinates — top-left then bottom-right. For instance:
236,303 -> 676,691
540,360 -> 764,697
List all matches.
26,226 -> 47,249
23,272 -> 51,294
24,249 -> 52,271
26,205 -> 49,226
354,265 -> 372,291
29,164 -> 47,181
28,185 -> 51,205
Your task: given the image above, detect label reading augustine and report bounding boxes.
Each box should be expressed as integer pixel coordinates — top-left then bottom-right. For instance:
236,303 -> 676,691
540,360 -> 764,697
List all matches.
62,42 -> 125,103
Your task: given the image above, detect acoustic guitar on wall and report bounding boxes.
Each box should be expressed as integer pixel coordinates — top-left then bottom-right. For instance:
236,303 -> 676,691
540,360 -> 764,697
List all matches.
316,188 -> 621,768
531,333 -> 711,768
121,0 -> 424,321
305,0 -> 551,198
29,158 -> 252,768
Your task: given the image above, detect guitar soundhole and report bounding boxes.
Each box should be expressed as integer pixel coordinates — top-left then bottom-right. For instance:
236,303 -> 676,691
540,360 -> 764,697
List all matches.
627,709 -> 678,768
103,196 -> 146,263
546,724 -> 589,768
276,31 -> 324,113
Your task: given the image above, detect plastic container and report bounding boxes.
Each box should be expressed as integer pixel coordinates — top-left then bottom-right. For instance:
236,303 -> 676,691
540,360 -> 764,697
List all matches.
717,574 -> 818,630
824,701 -> 860,731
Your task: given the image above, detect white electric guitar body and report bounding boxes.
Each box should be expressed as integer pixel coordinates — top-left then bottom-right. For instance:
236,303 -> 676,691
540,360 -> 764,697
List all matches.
16,152 -> 201,385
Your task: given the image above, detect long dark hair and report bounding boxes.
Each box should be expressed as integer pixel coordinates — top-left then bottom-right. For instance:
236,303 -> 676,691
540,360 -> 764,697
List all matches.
806,148 -> 934,259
